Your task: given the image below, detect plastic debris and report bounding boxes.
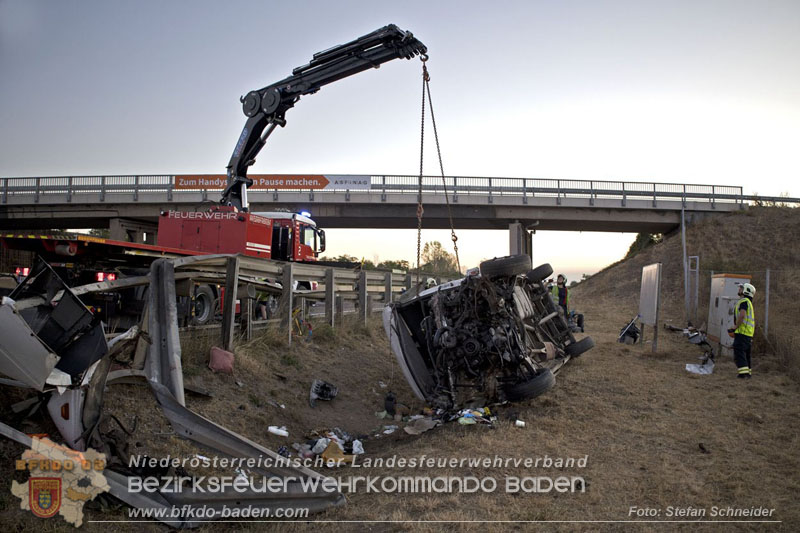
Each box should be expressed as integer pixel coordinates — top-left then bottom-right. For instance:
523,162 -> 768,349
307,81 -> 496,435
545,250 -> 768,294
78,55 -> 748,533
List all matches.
686,359 -> 715,375
352,439 -> 365,455
515,420 -> 526,428
312,438 -> 331,454
267,426 -> 288,437
404,417 -> 441,435
382,425 -> 398,435
309,379 -> 338,407
458,417 -> 477,425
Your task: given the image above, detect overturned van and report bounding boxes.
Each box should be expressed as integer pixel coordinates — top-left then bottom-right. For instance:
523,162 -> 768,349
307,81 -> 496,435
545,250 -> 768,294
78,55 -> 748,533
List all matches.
383,255 -> 594,410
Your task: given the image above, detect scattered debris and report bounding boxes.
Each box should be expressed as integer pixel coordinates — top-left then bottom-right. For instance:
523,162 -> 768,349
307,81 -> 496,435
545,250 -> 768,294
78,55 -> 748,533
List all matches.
309,379 -> 338,407
404,417 -> 441,435
515,420 -> 526,428
351,439 -> 365,454
268,426 -> 289,437
619,315 -> 641,344
665,323 -> 717,374
384,391 -> 397,416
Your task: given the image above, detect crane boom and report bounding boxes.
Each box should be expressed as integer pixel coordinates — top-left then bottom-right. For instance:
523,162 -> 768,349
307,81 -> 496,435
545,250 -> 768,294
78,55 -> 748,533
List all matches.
222,24 -> 427,210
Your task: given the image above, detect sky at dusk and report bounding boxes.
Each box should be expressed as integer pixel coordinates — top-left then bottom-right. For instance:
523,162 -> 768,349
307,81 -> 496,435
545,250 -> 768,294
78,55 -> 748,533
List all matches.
1,0 -> 798,279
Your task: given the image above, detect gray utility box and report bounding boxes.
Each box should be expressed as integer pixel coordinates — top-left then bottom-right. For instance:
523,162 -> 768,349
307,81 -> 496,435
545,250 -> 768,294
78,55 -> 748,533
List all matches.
706,273 -> 751,356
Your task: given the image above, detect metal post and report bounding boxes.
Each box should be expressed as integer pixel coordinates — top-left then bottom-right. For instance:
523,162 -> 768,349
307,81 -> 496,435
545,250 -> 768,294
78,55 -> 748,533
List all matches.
711,185 -> 716,209
358,270 -> 368,324
384,272 -> 393,305
452,176 -> 458,203
67,176 -> 73,203
221,256 -> 240,351
621,182 -> 626,207
681,209 -> 688,322
488,177 -> 493,204
689,256 -> 699,323
134,175 -> 139,201
2,178 -> 7,204
764,269 -> 770,338
682,184 -> 687,208
35,177 -> 40,204
243,299 -> 253,341
325,268 -> 335,327
405,273 -> 412,291
556,179 -> 561,205
279,263 -> 294,346
335,295 -> 344,325
381,175 -> 386,202
522,178 -> 527,204
652,183 -> 657,207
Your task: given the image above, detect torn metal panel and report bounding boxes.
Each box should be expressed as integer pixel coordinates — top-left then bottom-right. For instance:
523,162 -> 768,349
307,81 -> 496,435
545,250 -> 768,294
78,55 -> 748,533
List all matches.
10,260 -> 95,355
0,301 -> 60,390
55,321 -> 108,376
145,259 -> 185,406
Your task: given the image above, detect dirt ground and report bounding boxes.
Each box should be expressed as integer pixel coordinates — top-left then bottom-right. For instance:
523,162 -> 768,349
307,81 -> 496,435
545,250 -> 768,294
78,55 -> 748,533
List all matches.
1,207 -> 799,531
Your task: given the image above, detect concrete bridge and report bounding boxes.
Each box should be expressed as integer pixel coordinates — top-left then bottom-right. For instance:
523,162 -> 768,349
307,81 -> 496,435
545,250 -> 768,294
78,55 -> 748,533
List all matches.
0,174 -> 758,254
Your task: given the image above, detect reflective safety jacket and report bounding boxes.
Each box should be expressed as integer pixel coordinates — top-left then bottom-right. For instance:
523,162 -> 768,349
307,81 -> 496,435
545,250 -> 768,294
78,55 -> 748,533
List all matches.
734,297 -> 755,337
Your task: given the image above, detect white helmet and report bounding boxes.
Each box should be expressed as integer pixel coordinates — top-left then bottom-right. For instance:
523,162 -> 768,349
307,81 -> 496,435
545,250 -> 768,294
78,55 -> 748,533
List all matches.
741,283 -> 756,298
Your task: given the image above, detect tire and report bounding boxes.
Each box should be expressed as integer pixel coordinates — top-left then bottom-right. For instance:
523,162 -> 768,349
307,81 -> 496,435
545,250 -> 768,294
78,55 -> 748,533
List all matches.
503,368 -> 555,402
480,255 -> 531,279
526,263 -> 553,283
565,336 -> 595,357
194,285 -> 216,325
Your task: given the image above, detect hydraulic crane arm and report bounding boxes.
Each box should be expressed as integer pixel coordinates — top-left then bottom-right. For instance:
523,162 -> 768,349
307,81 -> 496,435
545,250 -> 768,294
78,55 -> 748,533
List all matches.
222,24 -> 427,210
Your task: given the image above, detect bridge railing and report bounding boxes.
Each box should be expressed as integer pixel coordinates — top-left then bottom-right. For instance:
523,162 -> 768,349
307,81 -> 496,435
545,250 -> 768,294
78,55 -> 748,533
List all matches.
1,173 -> 785,206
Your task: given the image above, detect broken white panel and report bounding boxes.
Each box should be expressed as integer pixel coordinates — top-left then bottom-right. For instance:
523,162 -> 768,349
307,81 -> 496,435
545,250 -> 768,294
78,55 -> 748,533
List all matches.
0,303 -> 60,390
46,388 -> 87,450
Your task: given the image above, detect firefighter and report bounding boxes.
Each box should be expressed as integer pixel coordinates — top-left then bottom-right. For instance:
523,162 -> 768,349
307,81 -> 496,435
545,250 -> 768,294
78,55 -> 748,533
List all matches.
550,274 -> 569,318
728,282 -> 756,379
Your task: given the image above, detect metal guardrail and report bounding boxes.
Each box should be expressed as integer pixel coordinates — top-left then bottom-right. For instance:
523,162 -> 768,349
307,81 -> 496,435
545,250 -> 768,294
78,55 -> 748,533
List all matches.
0,174 -> 778,207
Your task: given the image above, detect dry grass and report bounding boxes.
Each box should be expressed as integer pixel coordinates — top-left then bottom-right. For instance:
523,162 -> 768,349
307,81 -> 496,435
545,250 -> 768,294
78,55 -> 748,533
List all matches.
2,207 -> 799,531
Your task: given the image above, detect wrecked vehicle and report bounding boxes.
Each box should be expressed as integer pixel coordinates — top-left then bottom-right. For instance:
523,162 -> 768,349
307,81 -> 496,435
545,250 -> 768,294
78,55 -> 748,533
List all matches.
384,255 -> 594,410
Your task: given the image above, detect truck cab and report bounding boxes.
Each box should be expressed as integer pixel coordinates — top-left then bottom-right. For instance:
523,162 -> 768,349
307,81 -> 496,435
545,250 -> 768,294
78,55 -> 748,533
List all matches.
156,207 -> 325,262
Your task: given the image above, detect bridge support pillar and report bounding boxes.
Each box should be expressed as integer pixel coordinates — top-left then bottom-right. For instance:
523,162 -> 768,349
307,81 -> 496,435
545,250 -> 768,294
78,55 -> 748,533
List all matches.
509,222 -> 532,258
109,218 -> 158,244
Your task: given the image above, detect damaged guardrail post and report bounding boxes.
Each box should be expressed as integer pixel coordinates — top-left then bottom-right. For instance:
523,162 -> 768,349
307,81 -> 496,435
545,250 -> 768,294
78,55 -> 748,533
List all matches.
146,259 -> 185,406
335,295 -> 343,326
384,272 -> 393,305
325,268 -> 335,328
358,270 -> 368,324
221,255 -> 240,352
280,263 -> 294,346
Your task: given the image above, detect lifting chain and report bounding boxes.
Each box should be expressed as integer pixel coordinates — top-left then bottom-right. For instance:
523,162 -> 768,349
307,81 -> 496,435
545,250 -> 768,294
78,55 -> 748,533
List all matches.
415,54 -> 460,295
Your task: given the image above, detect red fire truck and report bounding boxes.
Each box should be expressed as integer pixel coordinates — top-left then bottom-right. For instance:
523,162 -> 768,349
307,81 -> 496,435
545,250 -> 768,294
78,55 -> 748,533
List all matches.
1,25 -> 427,325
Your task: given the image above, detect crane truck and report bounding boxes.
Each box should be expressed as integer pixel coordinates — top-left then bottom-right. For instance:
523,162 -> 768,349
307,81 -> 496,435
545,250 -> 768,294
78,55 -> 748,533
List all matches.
1,24 -> 427,325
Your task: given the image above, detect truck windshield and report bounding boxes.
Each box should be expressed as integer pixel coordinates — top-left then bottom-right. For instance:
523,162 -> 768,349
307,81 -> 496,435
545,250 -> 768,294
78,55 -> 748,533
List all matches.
301,225 -> 316,248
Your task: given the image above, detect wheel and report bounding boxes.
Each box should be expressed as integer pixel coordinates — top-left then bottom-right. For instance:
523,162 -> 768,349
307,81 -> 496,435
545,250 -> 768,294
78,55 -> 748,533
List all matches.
526,263 -> 553,283
480,255 -> 531,279
565,336 -> 595,357
503,368 -> 555,402
193,285 -> 216,325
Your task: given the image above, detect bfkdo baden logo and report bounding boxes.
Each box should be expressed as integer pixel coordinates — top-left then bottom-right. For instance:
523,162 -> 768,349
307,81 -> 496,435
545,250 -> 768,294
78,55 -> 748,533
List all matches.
29,477 -> 62,518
